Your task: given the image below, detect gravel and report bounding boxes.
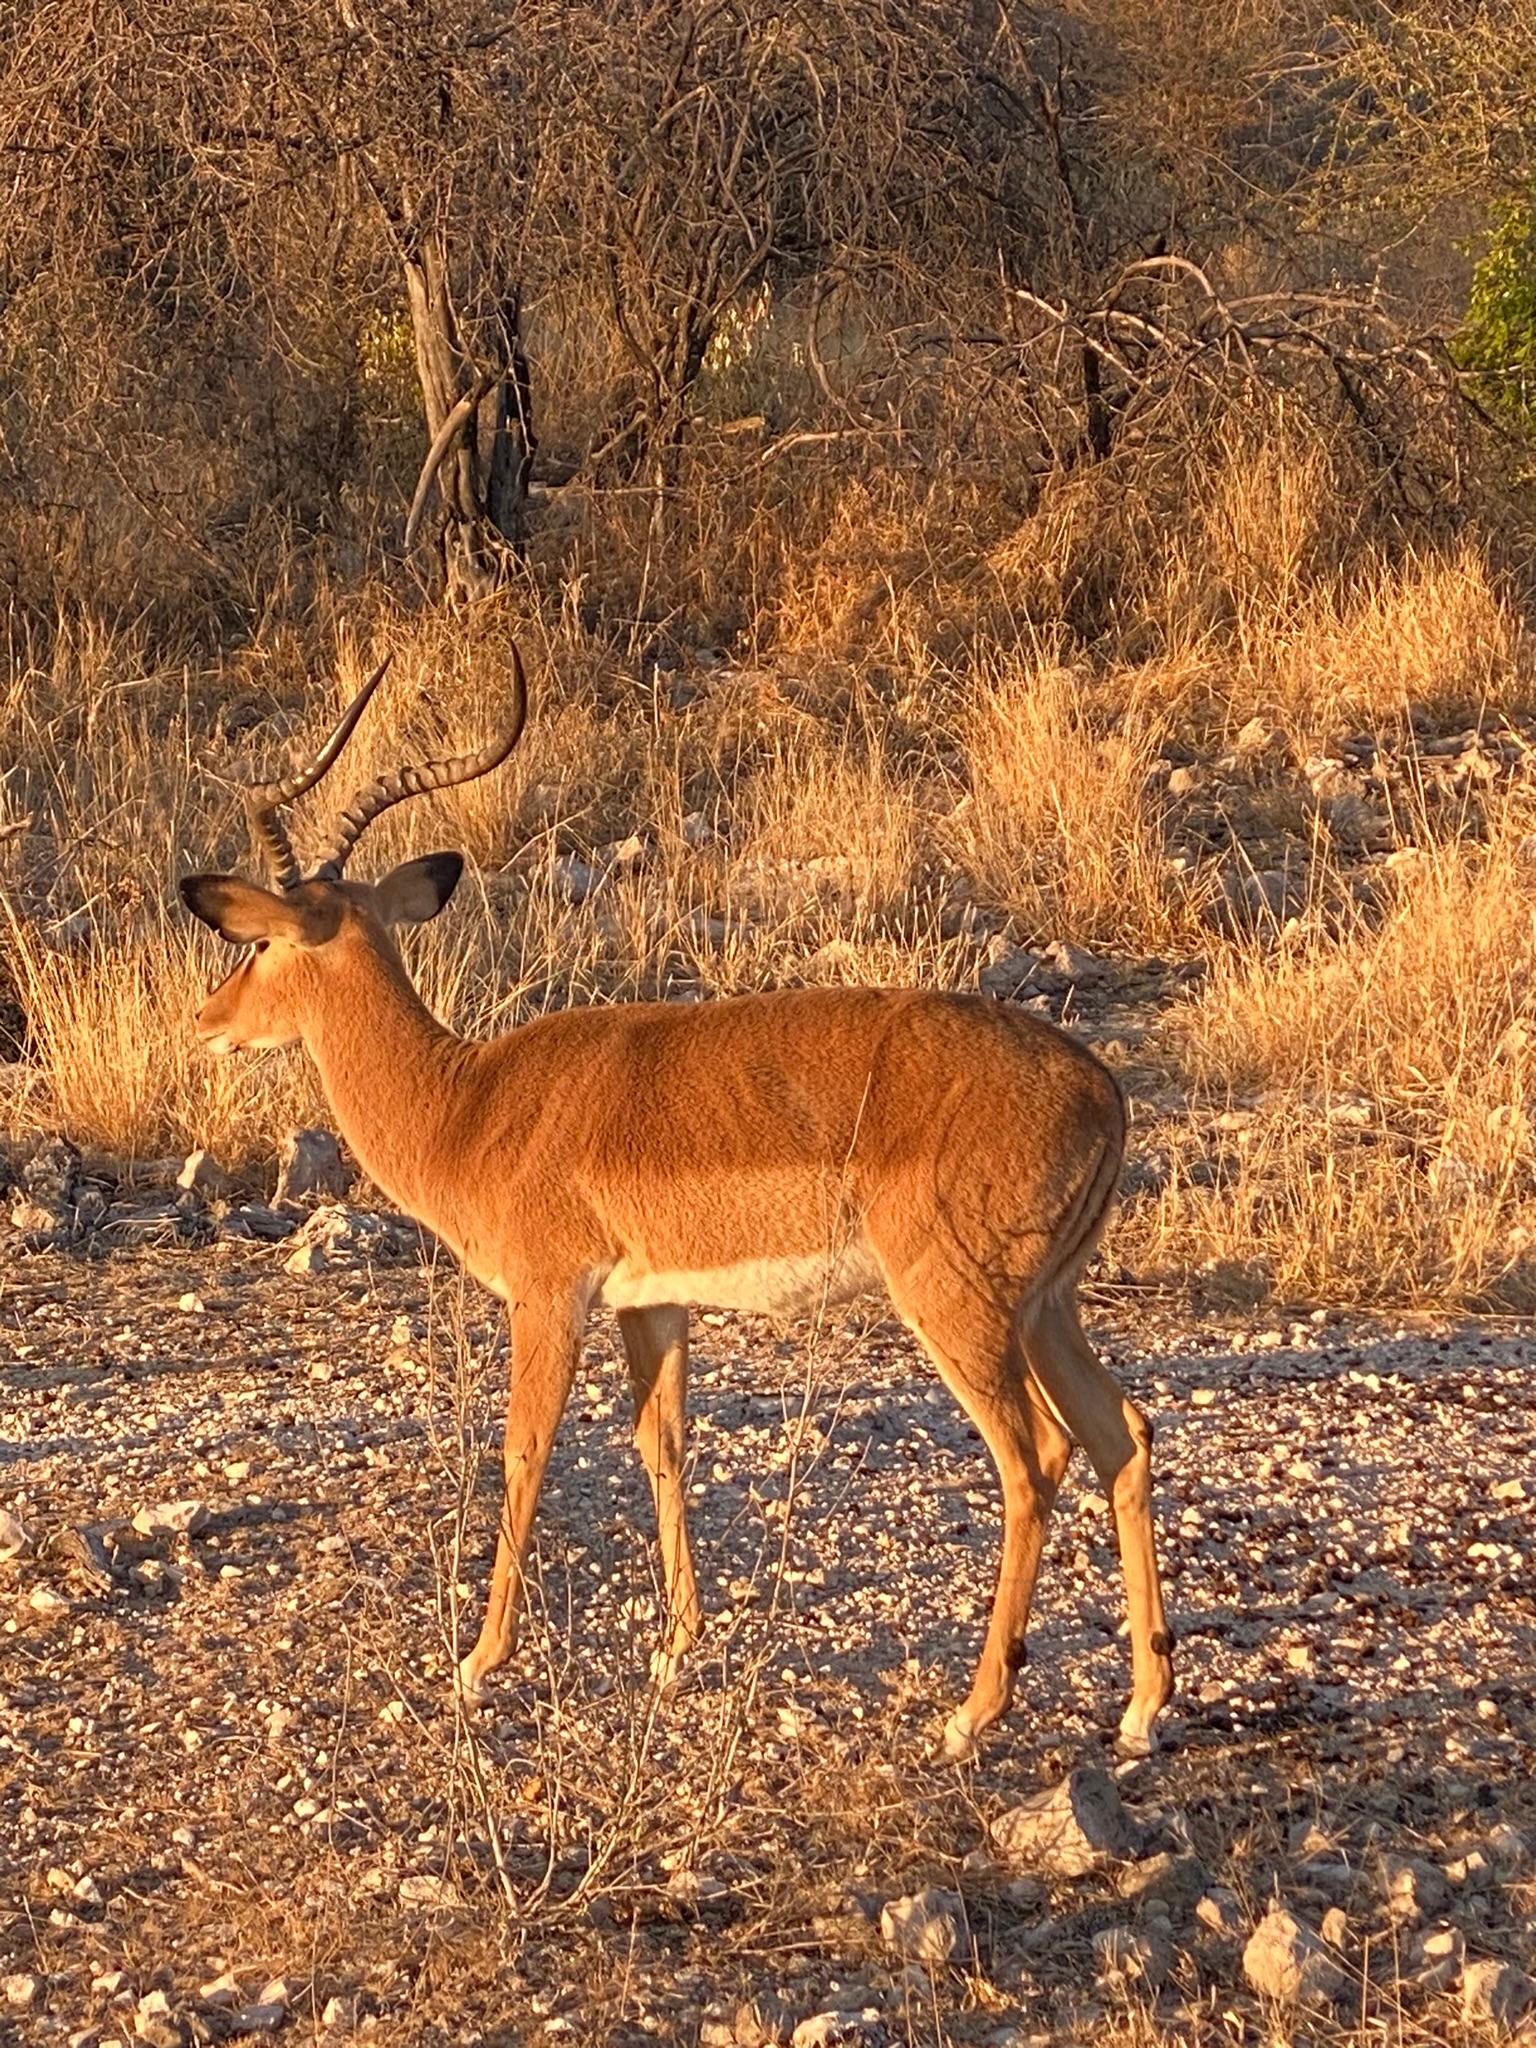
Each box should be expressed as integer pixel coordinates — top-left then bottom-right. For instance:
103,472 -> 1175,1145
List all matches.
1,1231 -> 1534,2044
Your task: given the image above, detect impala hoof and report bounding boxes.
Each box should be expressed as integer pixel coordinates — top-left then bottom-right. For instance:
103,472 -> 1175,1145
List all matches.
1115,1715 -> 1158,1760
455,1656 -> 492,1708
941,1713 -> 979,1763
650,1647 -> 687,1690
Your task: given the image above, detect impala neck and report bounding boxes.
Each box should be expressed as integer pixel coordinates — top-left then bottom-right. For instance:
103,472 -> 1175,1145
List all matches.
300,941 -> 467,1218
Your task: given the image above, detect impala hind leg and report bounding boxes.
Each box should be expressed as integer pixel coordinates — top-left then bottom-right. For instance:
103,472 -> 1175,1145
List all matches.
618,1304 -> 704,1683
1021,1296 -> 1174,1754
458,1295 -> 581,1704
883,1274 -> 1073,1760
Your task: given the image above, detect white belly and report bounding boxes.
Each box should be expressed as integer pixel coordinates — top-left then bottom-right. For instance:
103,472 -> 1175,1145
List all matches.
595,1240 -> 885,1316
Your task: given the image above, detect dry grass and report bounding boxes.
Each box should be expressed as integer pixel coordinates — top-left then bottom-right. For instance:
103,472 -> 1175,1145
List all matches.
944,652 -> 1203,950
1125,796 -> 1536,1308
3,405 -> 1535,1308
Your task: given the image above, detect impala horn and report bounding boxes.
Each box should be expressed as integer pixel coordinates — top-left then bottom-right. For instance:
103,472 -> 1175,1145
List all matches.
310,639 -> 528,880
241,656 -> 393,890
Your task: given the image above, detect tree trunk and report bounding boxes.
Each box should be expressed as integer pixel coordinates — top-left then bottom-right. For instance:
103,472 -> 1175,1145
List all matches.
402,232 -> 534,603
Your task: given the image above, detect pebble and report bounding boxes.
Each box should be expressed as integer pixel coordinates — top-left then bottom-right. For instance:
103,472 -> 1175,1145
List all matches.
1093,1922 -> 1173,1988
1463,1959 -> 1535,2029
991,1768 -> 1142,1876
1242,1905 -> 1345,2004
0,1506 -> 31,1560
789,2014 -> 884,2048
1195,1886 -> 1244,1938
274,1128 -> 350,1205
879,1888 -> 962,1963
131,1500 -> 209,1539
4,1973 -> 43,2010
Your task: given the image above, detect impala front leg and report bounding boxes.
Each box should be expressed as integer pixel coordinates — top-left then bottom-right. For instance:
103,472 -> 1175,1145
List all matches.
458,1289 -> 581,1703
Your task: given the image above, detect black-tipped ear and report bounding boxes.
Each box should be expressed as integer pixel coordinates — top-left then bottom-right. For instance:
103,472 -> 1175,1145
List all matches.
179,874 -> 340,947
371,851 -> 465,928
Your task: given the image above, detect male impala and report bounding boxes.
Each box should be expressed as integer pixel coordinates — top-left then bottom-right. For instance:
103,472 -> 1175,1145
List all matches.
180,648 -> 1175,1758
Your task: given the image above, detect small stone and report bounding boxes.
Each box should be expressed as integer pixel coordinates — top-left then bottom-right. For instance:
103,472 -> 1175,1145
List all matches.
284,1244 -> 327,1276
1093,1922 -> 1173,1988
5,1974 -> 43,2010
1384,1853 -> 1450,1924
992,1767 -> 1143,1877
1463,1960 -> 1535,2030
1118,1851 -> 1208,1921
178,1293 -> 206,1314
0,1506 -> 30,1560
1411,1922 -> 1466,1992
177,1151 -> 235,1199
1320,1907 -> 1349,1947
226,2005 -> 286,2036
790,2014 -> 884,2048
198,1975 -> 240,2009
274,1128 -> 350,1205
131,1500 -> 209,1539
1040,940 -> 1102,982
29,1584 -> 69,1613
1234,715 -> 1278,755
135,1990 -> 185,2048
1242,1905 -> 1345,2005
879,1888 -> 963,1963
320,1996 -> 357,2035
398,1872 -> 459,1908
10,1197 -> 61,1243
1195,1886 -> 1244,1938
1487,1824 -> 1532,1874
1445,1847 -> 1495,1890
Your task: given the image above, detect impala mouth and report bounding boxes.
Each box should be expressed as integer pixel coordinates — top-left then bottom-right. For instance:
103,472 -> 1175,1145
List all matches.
197,1030 -> 240,1056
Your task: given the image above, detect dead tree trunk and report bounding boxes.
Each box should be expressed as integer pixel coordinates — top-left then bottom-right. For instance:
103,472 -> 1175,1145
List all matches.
402,230 -> 534,603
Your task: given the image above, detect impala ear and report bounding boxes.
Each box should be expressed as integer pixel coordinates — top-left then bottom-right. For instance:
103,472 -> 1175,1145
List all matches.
371,852 -> 464,927
179,874 -> 340,947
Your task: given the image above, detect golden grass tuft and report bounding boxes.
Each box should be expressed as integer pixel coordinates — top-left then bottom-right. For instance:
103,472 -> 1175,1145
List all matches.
1129,799 -> 1536,1307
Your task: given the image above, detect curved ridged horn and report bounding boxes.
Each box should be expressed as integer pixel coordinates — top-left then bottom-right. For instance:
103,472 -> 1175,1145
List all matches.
310,642 -> 528,880
241,657 -> 393,890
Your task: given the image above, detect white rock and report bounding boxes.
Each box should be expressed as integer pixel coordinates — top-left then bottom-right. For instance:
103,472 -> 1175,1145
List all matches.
1241,1905 -> 1345,2004
879,1888 -> 962,1963
1384,1853 -> 1449,1923
1410,1922 -> 1465,1992
320,1995 -> 357,2034
1487,1824 -> 1532,1875
29,1584 -> 69,1613
198,1974 -> 240,2009
284,1244 -> 327,1276
1195,1886 -> 1244,1937
398,1872 -> 459,1908
0,1506 -> 30,1560
4,1974 -> 43,2010
177,1150 -> 235,1198
790,2014 -> 884,2048
992,1768 -> 1142,1877
131,1500 -> 209,1539
1093,1922 -> 1173,1987
1462,1959 -> 1534,2030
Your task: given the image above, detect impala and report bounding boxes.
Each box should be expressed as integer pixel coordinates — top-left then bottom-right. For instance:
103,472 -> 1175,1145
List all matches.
180,647 -> 1175,1758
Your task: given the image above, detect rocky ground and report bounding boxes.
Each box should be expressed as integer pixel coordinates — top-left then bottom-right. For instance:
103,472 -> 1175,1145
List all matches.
2,1208 -> 1534,2048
